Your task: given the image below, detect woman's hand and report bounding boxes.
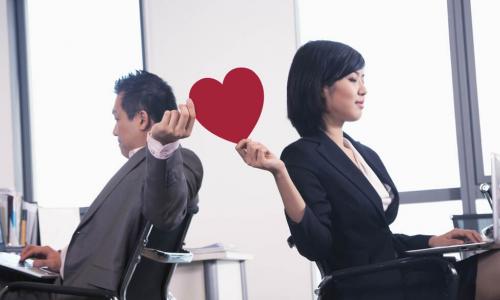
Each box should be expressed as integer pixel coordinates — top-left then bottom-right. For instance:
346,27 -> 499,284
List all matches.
236,138 -> 306,222
235,139 -> 285,175
428,228 -> 483,247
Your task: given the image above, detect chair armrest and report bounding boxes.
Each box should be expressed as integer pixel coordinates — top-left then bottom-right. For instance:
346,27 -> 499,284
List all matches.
141,247 -> 193,264
330,256 -> 456,280
0,281 -> 117,300
316,256 -> 459,299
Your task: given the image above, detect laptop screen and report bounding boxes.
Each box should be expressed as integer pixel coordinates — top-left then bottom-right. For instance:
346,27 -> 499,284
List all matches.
491,153 -> 500,243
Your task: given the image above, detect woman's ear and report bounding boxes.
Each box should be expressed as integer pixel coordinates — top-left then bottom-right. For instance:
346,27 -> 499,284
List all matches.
322,84 -> 335,100
321,86 -> 330,100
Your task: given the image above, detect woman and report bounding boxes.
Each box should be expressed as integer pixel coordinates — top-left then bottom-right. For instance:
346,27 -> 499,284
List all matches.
236,40 -> 499,300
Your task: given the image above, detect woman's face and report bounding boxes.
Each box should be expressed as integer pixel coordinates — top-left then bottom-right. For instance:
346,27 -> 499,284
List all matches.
322,69 -> 367,126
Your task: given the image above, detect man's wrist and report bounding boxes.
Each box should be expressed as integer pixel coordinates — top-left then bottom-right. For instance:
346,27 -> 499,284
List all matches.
147,132 -> 180,159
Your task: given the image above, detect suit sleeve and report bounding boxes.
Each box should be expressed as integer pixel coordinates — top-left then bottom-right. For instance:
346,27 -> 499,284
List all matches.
142,147 -> 188,231
392,233 -> 432,252
282,149 -> 334,261
179,147 -> 204,214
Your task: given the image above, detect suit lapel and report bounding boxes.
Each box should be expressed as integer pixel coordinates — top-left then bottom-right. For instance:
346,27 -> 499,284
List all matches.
77,148 -> 146,229
349,137 -> 399,222
314,132 -> 387,222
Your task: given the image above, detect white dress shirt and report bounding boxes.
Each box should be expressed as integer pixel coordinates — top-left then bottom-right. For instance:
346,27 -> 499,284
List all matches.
343,138 -> 393,211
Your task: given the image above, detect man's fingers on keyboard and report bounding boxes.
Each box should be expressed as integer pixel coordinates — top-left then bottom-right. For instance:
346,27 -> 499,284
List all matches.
32,259 -> 49,268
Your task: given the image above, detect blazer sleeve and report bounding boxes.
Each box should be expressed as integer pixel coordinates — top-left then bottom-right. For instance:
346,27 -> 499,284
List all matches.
180,147 -> 204,214
392,233 -> 432,252
142,147 -> 189,231
282,150 -> 334,261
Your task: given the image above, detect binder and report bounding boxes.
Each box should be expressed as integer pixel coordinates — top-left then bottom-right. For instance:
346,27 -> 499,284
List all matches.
0,189 -> 38,247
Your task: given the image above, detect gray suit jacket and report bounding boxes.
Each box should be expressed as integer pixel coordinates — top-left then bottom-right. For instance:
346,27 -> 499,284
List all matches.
60,146 -> 202,293
1,147 -> 202,300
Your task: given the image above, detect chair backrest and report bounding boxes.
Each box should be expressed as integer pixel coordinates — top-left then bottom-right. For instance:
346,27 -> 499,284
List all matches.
118,196 -> 198,300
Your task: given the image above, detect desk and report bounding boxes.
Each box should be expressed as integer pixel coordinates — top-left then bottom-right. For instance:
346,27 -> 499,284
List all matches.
169,251 -> 253,300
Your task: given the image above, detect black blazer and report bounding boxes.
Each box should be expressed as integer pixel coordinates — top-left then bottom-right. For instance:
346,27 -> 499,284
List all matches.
281,131 -> 431,276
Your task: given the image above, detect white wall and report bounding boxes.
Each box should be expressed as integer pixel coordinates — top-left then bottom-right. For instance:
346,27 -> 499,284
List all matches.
142,0 -> 313,299
0,0 -> 21,192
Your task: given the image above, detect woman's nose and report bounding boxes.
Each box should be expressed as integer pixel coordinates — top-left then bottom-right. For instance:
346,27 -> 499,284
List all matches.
359,83 -> 367,96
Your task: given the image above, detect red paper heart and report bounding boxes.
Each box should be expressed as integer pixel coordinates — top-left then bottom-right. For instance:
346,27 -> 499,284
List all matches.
189,67 -> 264,143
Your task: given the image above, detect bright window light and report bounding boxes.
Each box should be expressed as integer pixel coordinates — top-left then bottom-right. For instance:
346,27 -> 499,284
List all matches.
25,0 -> 143,207
296,0 -> 459,192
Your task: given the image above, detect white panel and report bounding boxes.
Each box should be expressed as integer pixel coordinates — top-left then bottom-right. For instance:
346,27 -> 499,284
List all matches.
470,1 -> 500,175
142,0 -> 313,299
169,263 -> 206,300
25,0 -> 142,207
0,0 -> 16,190
38,206 -> 80,249
216,261 -> 243,300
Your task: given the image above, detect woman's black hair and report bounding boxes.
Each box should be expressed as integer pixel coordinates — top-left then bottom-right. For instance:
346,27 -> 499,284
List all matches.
287,40 -> 365,137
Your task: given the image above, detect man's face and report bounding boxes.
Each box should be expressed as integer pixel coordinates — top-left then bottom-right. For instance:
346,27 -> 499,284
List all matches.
112,93 -> 146,158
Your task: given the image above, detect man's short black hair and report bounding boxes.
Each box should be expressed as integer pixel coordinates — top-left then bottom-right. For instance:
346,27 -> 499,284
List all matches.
114,70 -> 177,123
287,40 -> 365,137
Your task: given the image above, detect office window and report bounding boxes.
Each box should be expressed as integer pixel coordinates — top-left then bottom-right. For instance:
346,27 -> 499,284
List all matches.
390,201 -> 462,236
470,1 -> 500,176
25,0 -> 143,207
296,0 -> 459,192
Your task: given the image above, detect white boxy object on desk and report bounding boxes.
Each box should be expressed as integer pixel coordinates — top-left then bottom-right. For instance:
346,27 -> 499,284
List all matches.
38,206 -> 81,250
169,243 -> 253,300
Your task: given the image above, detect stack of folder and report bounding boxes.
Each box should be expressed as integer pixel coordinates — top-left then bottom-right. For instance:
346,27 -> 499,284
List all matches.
0,189 -> 38,249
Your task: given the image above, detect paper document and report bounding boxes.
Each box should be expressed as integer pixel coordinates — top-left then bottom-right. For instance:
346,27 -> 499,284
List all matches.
186,243 -> 237,254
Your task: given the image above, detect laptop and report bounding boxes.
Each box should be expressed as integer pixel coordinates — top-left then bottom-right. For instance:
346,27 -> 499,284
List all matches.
0,220 -> 59,279
405,153 -> 500,256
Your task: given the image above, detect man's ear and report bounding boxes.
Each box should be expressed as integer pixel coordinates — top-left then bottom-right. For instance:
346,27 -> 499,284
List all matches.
137,110 -> 151,131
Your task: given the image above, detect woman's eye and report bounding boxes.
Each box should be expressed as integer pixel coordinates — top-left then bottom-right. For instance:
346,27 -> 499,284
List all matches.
348,78 -> 357,82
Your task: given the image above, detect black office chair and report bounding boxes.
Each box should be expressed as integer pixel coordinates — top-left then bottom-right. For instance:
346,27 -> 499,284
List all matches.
287,235 -> 459,300
314,256 -> 458,300
0,197 -> 199,300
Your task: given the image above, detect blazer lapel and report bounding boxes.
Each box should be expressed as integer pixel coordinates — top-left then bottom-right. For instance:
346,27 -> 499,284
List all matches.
77,148 -> 147,229
351,141 -> 400,222
314,132 -> 387,222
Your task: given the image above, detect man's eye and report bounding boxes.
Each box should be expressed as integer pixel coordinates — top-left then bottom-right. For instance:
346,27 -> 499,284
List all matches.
348,78 -> 357,82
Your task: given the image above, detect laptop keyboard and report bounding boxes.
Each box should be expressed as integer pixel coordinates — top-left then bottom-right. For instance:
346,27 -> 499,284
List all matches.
0,252 -> 59,278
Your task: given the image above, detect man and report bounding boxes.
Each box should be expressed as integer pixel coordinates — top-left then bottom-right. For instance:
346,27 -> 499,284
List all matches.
1,70 -> 203,299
